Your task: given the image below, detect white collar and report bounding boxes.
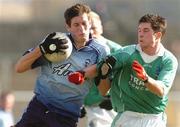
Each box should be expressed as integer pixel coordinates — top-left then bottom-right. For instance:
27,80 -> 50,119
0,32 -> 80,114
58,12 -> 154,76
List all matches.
136,43 -> 165,63
136,43 -> 165,56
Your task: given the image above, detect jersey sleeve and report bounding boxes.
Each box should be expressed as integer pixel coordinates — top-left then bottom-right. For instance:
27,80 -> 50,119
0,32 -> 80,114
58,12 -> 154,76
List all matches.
97,48 -> 131,70
97,44 -> 110,62
84,84 -> 104,106
157,54 -> 178,95
106,39 -> 122,53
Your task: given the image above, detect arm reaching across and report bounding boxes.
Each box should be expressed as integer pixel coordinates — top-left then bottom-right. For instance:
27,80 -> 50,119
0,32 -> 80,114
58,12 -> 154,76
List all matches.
68,56 -> 116,85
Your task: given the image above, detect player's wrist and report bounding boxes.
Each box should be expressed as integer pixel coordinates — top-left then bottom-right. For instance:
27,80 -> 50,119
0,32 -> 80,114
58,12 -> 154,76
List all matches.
39,43 -> 46,54
143,75 -> 149,83
77,70 -> 85,77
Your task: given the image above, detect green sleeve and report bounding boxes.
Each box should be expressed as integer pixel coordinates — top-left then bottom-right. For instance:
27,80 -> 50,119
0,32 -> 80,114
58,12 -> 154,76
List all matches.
158,54 -> 178,95
97,48 -> 131,73
106,40 -> 122,53
84,84 -> 104,106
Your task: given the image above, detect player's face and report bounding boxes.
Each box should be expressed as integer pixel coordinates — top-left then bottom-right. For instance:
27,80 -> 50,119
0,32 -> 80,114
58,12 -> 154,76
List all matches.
67,13 -> 91,44
3,94 -> 15,111
90,18 -> 103,38
138,23 -> 157,49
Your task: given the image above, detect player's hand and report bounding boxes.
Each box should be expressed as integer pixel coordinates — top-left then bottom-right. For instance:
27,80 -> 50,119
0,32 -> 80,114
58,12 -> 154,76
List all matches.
132,60 -> 148,82
99,95 -> 113,110
99,56 -> 116,79
68,71 -> 85,85
39,32 -> 69,54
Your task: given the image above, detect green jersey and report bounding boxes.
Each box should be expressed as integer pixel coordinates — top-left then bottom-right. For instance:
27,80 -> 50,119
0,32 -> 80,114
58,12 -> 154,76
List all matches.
102,44 -> 178,114
84,37 -> 121,106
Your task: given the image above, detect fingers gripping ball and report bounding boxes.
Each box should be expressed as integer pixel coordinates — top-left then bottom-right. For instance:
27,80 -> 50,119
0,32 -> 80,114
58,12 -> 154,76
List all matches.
39,32 -> 73,62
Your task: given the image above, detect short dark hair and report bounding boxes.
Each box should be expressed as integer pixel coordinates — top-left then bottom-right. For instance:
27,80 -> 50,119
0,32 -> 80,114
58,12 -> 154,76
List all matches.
64,3 -> 91,26
139,14 -> 167,37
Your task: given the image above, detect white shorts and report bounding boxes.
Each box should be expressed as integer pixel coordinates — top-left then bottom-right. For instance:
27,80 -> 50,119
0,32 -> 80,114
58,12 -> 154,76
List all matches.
86,106 -> 117,127
111,111 -> 167,127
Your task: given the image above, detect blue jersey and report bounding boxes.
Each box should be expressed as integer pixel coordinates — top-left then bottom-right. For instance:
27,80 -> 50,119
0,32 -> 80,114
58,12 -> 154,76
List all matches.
31,33 -> 109,118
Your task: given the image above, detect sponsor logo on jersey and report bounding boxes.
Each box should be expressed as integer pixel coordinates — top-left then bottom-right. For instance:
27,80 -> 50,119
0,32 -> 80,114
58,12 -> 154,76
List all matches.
85,59 -> 91,67
52,63 -> 72,76
129,74 -> 148,91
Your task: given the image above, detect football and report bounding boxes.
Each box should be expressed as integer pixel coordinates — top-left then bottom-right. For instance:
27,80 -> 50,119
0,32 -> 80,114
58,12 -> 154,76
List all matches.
44,32 -> 73,62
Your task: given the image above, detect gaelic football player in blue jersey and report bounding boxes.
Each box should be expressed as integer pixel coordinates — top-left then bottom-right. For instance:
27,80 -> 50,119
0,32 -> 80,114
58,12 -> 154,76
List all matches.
14,3 -> 110,127
69,14 -> 178,127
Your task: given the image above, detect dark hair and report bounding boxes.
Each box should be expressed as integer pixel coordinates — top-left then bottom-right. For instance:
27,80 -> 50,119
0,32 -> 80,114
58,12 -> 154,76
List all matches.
139,14 -> 167,37
64,3 -> 91,26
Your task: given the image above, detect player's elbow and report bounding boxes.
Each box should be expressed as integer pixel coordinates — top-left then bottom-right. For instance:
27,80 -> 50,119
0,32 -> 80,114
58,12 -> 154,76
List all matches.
156,82 -> 165,97
15,65 -> 23,73
15,63 -> 26,73
157,90 -> 164,97
153,86 -> 164,97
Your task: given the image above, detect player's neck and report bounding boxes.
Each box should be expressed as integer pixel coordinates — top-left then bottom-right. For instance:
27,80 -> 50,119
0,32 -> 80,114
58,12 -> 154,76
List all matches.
142,43 -> 161,56
74,39 -> 87,49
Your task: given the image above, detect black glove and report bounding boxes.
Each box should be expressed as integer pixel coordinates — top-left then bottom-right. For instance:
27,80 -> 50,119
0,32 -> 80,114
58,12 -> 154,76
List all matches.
99,56 -> 116,79
99,95 -> 113,110
39,32 -> 69,54
80,106 -> 87,118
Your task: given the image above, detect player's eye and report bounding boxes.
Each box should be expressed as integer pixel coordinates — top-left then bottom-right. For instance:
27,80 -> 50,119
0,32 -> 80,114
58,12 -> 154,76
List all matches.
143,28 -> 150,32
73,23 -> 79,27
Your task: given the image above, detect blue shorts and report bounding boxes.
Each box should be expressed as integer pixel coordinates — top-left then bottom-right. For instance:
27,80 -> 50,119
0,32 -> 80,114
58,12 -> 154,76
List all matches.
15,97 -> 78,127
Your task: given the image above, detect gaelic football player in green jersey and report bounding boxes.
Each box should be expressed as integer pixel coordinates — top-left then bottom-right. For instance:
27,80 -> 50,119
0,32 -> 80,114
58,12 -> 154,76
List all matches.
68,14 -> 178,127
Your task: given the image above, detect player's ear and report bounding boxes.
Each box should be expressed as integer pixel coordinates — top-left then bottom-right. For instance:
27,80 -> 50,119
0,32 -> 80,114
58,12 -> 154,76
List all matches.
155,32 -> 162,40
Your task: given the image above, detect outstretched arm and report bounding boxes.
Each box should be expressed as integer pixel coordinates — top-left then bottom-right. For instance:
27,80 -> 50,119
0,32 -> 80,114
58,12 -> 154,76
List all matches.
68,56 -> 116,95
68,56 -> 116,84
83,64 -> 111,96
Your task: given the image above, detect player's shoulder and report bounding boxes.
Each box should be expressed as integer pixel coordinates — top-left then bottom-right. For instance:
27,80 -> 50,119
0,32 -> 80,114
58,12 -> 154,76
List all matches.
121,44 -> 136,55
90,39 -> 110,54
164,48 -> 177,59
163,48 -> 178,66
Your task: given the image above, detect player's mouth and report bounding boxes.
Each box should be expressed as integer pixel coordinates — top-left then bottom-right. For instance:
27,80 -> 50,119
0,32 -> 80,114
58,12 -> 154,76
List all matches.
79,33 -> 86,37
138,39 -> 143,43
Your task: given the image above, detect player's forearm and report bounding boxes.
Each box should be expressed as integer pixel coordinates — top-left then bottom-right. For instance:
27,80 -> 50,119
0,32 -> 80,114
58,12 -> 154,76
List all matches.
144,77 -> 164,97
15,46 -> 42,73
97,78 -> 111,96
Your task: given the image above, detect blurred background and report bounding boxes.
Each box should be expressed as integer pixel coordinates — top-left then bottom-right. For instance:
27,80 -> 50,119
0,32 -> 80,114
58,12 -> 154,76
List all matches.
0,0 -> 180,126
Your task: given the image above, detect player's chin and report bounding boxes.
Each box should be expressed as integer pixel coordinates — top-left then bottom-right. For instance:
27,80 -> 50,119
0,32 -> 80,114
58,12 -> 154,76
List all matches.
79,36 -> 89,42
139,42 -> 148,48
